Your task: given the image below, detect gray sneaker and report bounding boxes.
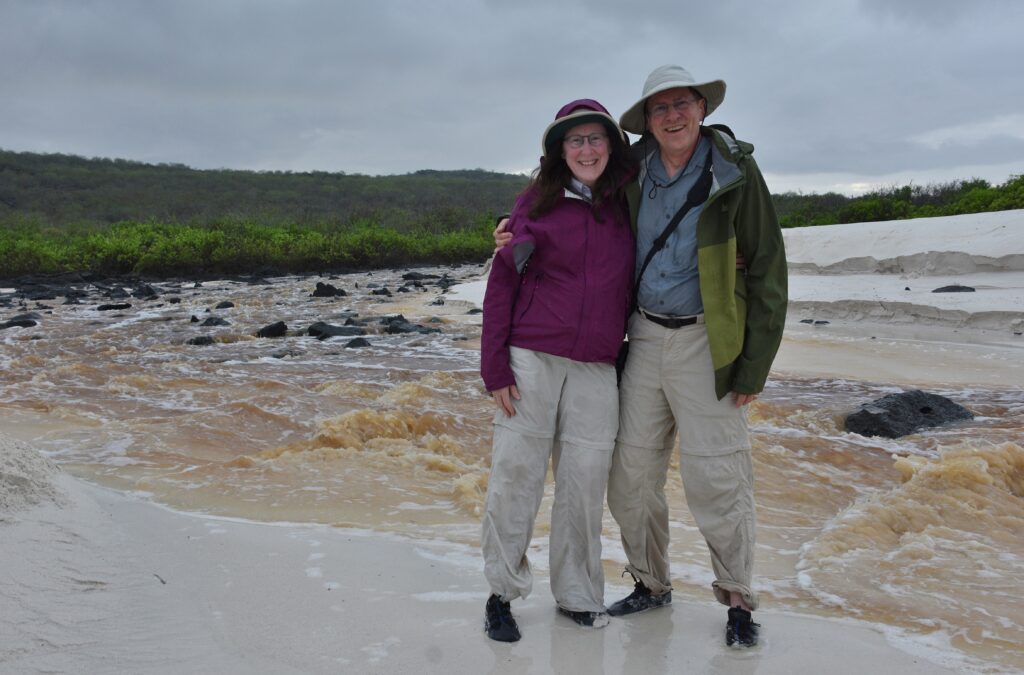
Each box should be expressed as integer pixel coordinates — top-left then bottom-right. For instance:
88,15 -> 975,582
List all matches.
606,579 -> 672,617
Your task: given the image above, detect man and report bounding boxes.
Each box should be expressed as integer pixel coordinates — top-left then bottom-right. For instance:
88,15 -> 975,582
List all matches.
493,65 -> 787,647
604,64 -> 786,647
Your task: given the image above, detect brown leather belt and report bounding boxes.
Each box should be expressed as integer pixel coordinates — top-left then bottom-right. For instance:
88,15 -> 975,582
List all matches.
638,307 -> 702,329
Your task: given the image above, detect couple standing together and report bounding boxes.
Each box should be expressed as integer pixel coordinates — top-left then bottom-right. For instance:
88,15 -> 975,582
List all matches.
479,64 -> 788,647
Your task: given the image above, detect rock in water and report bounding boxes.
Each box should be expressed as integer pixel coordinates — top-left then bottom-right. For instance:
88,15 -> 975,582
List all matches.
307,322 -> 366,340
311,282 -> 347,298
256,321 -> 288,338
844,390 -> 973,438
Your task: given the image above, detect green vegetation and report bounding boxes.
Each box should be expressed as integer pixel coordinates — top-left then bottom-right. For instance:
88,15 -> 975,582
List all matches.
0,148 -> 524,278
1,148 -> 1022,279
0,217 -> 497,278
774,175 -> 1024,228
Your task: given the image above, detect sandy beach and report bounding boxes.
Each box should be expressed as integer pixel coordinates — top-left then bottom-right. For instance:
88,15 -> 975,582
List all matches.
2,210 -> 1022,674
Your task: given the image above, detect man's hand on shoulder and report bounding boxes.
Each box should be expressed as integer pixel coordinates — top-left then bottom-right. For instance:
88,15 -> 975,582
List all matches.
493,218 -> 512,254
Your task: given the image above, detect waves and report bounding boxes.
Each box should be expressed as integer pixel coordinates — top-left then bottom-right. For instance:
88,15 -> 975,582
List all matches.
796,442 -> 1024,664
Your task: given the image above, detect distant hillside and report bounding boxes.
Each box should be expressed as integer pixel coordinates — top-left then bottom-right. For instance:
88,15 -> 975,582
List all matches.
0,149 -> 529,230
1,148 -> 1021,232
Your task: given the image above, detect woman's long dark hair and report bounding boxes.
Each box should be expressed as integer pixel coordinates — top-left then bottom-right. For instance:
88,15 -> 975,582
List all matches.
526,125 -> 636,222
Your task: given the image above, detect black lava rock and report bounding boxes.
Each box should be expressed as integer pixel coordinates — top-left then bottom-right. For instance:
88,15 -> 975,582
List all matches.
8,313 -> 41,322
215,301 -> 235,309
844,390 -> 974,439
200,317 -> 230,327
932,285 -> 975,293
371,288 -> 392,297
402,272 -> 440,281
97,303 -> 132,311
311,282 -> 347,298
307,322 -> 366,340
187,336 -> 216,346
255,321 -> 288,338
0,319 -> 37,330
345,337 -> 371,348
379,314 -> 441,335
131,284 -> 159,299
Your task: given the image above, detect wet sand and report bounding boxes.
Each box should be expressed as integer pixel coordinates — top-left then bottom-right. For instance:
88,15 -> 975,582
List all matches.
1,459 -> 960,675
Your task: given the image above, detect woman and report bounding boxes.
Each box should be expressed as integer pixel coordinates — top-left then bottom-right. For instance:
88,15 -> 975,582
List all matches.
480,99 -> 635,641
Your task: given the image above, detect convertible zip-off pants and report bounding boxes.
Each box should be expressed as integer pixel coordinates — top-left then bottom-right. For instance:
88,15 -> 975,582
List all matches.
607,313 -> 759,610
481,347 -> 618,613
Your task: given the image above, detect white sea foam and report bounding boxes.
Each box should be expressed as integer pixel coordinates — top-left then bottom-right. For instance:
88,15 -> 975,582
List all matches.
0,434 -> 65,515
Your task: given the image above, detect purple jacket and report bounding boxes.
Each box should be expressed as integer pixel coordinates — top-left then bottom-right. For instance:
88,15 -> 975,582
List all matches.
481,187 -> 635,392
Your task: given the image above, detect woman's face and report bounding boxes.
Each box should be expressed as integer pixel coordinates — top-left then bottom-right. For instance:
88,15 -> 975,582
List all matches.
561,122 -> 610,188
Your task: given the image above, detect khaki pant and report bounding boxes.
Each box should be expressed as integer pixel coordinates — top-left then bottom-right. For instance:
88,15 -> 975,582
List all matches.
607,314 -> 759,609
481,347 -> 617,613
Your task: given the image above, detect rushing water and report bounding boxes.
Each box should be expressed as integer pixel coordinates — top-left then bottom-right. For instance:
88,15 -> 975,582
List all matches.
2,264 -> 1022,673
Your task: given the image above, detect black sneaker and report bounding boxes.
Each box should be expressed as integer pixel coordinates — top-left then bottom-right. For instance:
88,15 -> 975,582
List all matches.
557,607 -> 611,628
726,607 -> 760,647
606,579 -> 672,617
484,594 -> 521,642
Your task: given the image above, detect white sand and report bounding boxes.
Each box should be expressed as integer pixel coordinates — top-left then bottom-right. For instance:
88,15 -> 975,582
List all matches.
4,211 -> 1023,674
0,445 -> 959,674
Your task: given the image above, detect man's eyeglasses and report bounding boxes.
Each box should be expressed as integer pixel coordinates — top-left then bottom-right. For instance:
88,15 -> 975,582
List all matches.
647,98 -> 701,119
563,133 -> 608,149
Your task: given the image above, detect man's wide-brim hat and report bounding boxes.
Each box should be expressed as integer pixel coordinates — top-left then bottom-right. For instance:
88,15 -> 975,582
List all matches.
619,64 -> 727,135
541,99 -> 628,157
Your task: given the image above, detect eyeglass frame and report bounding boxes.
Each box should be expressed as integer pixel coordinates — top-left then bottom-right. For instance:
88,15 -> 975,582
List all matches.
562,132 -> 609,149
645,96 -> 705,120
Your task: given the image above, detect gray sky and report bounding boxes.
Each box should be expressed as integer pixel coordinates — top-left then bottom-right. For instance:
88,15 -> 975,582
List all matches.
2,0 -> 1022,195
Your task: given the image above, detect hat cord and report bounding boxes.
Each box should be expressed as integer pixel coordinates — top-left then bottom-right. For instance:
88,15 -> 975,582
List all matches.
643,126 -> 703,200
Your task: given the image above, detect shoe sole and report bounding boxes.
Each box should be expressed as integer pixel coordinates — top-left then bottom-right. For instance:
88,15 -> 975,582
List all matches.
557,608 -> 611,629
606,598 -> 672,617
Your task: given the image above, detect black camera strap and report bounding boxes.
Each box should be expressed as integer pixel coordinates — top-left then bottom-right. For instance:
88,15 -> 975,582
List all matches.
630,145 -> 714,314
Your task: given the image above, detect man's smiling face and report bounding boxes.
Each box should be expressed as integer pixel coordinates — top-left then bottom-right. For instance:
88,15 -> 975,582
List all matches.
645,87 -> 706,161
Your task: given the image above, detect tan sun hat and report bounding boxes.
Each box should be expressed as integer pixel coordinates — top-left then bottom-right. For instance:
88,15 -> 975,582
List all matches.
619,64 -> 727,135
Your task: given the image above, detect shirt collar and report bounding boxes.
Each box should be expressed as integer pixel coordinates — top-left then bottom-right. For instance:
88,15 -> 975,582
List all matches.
564,178 -> 593,202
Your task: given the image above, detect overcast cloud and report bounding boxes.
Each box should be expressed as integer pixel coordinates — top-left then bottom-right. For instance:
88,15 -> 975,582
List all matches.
2,0 -> 1022,194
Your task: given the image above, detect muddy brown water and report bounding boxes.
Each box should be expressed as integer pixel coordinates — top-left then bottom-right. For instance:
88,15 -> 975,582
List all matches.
2,264 -> 1021,671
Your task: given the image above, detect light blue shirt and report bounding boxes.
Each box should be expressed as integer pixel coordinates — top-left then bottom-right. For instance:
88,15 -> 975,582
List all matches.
635,136 -> 709,316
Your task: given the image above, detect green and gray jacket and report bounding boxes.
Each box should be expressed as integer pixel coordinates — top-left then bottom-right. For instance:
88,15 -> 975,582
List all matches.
626,126 -> 787,399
